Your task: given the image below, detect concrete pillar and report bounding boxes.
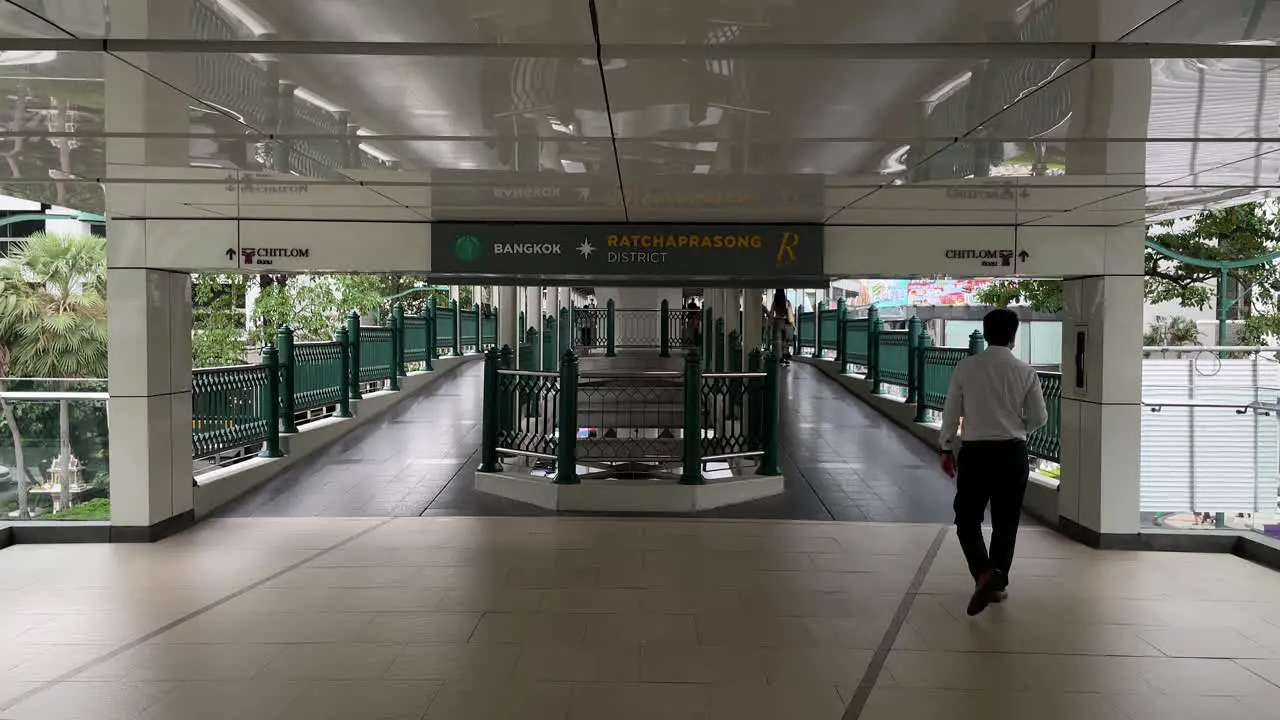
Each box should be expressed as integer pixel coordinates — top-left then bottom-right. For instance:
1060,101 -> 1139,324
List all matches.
1058,230 -> 1144,542
103,0 -> 197,536
743,288 -> 764,354
498,286 -> 518,351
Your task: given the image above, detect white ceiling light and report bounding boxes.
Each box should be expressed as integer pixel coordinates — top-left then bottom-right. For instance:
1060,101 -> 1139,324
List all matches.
0,51 -> 57,66
561,159 -> 587,173
214,0 -> 273,36
692,165 -> 711,174
294,87 -> 345,113
359,143 -> 399,164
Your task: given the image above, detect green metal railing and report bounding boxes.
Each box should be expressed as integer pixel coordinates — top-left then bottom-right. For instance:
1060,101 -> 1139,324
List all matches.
481,311 -> 498,349
435,305 -> 457,356
480,348 -> 780,484
459,306 -> 480,353
191,300 -> 483,462
819,310 -> 1062,462
797,310 -> 816,355
192,362 -> 277,459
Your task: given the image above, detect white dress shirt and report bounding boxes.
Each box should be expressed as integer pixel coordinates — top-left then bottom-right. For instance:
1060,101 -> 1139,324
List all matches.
939,345 -> 1048,451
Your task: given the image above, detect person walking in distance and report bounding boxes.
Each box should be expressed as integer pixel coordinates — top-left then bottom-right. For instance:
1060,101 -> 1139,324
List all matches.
939,308 -> 1047,617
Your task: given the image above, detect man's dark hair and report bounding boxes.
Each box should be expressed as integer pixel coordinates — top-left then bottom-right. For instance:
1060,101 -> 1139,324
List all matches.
982,308 -> 1019,347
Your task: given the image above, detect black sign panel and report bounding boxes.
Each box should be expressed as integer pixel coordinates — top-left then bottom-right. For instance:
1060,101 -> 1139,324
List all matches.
430,223 -> 824,282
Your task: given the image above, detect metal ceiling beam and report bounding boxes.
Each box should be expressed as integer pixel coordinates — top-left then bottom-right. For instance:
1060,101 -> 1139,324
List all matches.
9,38 -> 1280,59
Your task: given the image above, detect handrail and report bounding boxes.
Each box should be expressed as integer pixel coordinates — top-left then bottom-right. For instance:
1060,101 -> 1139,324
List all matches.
1143,346 -> 1280,353
0,391 -> 109,401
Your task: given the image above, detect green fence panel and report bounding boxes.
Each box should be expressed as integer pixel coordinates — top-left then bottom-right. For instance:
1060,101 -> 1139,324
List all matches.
358,326 -> 395,385
481,311 -> 498,349
192,364 -> 272,458
797,311 -> 815,353
434,310 -> 456,356
402,315 -> 429,364
292,341 -> 346,412
819,310 -> 838,352
877,330 -> 911,389
542,317 -> 558,370
919,347 -> 968,412
700,372 -> 767,458
494,369 -> 560,458
843,318 -> 870,369
459,308 -> 480,352
1029,372 -> 1062,462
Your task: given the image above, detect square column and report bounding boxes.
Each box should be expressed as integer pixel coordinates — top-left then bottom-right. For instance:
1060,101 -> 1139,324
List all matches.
106,257 -> 194,534
1057,231 -> 1144,543
498,286 -> 518,351
743,288 -> 764,355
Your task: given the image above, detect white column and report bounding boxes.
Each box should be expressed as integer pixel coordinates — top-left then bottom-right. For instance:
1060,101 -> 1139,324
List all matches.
498,286 -> 518,351
1058,233 -> 1144,539
743,288 -> 764,356
104,0 -> 196,534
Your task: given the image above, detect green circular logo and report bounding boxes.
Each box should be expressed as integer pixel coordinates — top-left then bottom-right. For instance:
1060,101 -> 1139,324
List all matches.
454,235 -> 482,262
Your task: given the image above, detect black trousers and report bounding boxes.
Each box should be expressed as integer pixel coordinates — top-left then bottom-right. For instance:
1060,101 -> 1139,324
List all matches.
954,439 -> 1029,582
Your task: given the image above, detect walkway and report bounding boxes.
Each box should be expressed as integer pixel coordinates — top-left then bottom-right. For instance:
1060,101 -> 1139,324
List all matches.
220,361 -> 958,522
2,516 -> 1278,720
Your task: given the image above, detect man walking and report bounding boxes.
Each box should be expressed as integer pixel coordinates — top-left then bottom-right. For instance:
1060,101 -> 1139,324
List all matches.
939,308 -> 1047,617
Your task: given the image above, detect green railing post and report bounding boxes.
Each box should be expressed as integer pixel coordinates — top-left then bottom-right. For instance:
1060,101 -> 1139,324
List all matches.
277,325 -> 298,433
474,303 -> 483,351
427,304 -> 438,361
346,311 -> 362,400
759,351 -> 780,475
681,350 -> 704,485
606,298 -> 617,357
703,306 -> 713,360
836,298 -> 848,367
659,299 -> 671,357
905,316 -> 922,405
259,345 -> 284,458
386,316 -> 401,392
968,329 -> 986,355
422,309 -> 434,371
479,348 -> 501,472
867,305 -> 883,394
556,350 -> 579,484
914,327 -> 933,423
714,317 -> 725,372
814,303 -> 823,358
728,330 -> 742,421
451,300 -> 462,357
334,327 -> 353,418
498,345 -> 514,435
393,303 -> 407,377
558,306 -> 571,360
748,348 -> 763,446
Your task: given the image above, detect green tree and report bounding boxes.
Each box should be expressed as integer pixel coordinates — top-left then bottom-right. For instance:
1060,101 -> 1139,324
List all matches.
1143,316 -> 1200,347
976,203 -> 1280,345
192,274 -> 249,368
0,233 -> 107,515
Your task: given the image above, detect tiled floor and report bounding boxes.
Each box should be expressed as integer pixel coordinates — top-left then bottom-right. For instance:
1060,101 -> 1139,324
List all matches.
221,360 -> 958,522
2,517 -> 1279,719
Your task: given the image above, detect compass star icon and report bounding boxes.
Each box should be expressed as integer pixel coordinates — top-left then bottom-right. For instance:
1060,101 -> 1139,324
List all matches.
577,239 -> 595,258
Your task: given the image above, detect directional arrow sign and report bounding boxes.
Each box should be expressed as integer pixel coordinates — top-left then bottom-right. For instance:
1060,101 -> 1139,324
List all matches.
1018,250 -> 1030,262
225,248 -> 236,261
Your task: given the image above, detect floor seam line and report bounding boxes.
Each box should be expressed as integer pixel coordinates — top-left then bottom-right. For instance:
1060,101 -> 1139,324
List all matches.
0,516 -> 396,713
840,525 -> 950,720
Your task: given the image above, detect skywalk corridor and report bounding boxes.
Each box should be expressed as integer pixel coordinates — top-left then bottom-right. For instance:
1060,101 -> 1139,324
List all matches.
219,362 -> 959,522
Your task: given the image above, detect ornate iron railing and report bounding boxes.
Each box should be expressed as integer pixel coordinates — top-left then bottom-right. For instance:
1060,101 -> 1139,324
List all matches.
192,363 -> 272,459
493,369 -> 560,459
358,326 -> 394,386
292,341 -> 345,412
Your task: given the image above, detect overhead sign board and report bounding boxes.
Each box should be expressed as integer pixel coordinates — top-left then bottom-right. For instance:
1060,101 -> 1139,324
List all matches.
429,171 -> 825,216
430,223 -> 824,282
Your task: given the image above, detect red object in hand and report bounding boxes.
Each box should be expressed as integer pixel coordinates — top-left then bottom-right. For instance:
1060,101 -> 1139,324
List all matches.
941,452 -> 957,478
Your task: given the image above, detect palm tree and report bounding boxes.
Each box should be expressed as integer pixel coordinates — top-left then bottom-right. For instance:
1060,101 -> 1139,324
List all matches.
0,268 -> 36,518
0,233 -> 107,514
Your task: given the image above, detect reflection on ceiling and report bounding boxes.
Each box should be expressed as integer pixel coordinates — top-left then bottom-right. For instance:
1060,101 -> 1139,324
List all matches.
0,0 -> 1279,225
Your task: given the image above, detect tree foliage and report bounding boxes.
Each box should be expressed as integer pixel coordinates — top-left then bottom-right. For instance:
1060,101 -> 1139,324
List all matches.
975,203 -> 1280,344
1143,316 -> 1200,347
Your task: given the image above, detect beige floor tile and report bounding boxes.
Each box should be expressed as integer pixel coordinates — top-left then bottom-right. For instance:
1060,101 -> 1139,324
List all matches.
568,682 -> 710,720
707,684 -> 846,720
435,588 -> 545,612
515,645 -> 641,682
357,612 -> 482,643
0,680 -> 43,708
505,566 -> 600,589
763,648 -> 874,686
385,643 -> 522,681
78,642 -> 284,682
858,687 -> 1129,720
697,615 -> 819,647
135,680 -> 305,720
639,645 -> 768,684
469,612 -> 588,644
153,610 -> 376,644
255,642 -> 404,680
219,586 -> 442,614
1237,657 -> 1280,686
584,613 -> 698,646
262,565 -> 426,588
541,588 -> 647,613
275,680 -> 441,720
1137,627 -> 1280,659
4,643 -> 113,681
422,681 -> 572,720
2,681 -> 175,720
639,589 -> 745,615
1105,692 -> 1253,720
